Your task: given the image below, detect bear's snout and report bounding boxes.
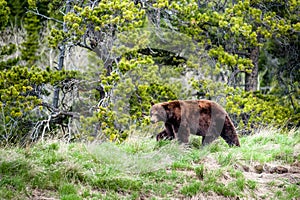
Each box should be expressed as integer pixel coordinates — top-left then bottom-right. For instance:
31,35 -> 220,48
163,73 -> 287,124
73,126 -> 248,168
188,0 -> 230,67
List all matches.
150,115 -> 159,123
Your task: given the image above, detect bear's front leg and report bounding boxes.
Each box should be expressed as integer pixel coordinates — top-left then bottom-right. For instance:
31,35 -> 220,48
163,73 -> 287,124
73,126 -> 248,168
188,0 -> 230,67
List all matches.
165,123 -> 176,138
176,126 -> 190,144
156,130 -> 174,141
201,135 -> 218,146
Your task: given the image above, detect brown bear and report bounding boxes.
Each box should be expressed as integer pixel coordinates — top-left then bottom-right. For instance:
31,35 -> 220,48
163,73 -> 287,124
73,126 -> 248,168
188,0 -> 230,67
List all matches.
150,100 -> 240,146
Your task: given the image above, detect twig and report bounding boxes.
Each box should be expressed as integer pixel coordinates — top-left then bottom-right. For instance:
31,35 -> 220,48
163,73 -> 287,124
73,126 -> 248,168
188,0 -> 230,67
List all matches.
27,9 -> 63,24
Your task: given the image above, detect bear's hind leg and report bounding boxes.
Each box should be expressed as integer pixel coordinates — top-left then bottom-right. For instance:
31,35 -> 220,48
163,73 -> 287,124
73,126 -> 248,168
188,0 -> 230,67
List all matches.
220,116 -> 240,147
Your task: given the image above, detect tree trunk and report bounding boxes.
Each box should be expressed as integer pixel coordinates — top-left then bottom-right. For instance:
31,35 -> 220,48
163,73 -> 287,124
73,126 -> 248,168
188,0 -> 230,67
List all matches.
52,0 -> 72,108
245,46 -> 259,91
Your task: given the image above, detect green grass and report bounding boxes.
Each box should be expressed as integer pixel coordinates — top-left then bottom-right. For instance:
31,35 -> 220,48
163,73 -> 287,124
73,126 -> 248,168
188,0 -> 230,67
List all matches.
0,128 -> 299,199
180,181 -> 202,196
194,164 -> 204,179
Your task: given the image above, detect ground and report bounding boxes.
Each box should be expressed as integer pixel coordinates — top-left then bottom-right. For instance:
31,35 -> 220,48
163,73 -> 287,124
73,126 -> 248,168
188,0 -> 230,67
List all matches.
0,128 -> 299,199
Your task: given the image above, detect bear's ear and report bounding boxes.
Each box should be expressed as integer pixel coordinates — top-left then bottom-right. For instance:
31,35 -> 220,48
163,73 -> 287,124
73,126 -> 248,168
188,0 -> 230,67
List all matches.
162,103 -> 170,110
150,101 -> 155,106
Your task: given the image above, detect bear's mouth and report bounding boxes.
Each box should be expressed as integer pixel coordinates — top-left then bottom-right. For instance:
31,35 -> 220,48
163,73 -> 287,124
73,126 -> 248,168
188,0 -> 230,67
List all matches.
150,119 -> 157,123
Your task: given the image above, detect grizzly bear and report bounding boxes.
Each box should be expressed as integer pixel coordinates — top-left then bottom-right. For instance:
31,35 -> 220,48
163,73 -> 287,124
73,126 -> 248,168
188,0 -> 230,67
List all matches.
150,100 -> 240,146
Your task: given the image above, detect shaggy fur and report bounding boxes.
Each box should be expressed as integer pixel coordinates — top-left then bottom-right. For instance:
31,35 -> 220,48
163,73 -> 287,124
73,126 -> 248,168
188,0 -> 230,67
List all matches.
150,100 -> 240,146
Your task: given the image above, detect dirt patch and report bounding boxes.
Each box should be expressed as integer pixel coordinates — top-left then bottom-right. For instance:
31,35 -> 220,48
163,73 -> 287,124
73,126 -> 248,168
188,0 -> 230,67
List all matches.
200,155 -> 221,171
243,170 -> 300,184
191,155 -> 300,199
190,193 -> 239,200
30,189 -> 58,200
240,161 -> 300,199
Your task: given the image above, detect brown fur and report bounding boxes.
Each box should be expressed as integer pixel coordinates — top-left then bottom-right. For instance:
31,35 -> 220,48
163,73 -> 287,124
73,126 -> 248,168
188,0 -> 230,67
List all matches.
150,100 -> 240,147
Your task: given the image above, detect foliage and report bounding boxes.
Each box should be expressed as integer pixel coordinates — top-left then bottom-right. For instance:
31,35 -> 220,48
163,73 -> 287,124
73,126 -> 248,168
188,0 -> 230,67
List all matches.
0,0 -> 9,30
0,65 -> 77,144
226,90 -> 299,132
21,0 -> 41,65
6,0 -> 27,26
0,0 -> 299,144
49,0 -> 146,48
0,0 -> 80,145
167,0 -> 299,86
0,44 -> 19,71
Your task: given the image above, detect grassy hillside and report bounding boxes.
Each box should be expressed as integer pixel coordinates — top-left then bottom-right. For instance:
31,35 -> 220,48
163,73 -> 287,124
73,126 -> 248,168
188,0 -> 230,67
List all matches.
0,128 -> 299,200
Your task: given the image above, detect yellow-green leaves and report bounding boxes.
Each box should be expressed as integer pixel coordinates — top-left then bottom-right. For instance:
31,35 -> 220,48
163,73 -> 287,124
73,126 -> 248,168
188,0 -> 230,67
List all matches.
209,47 -> 253,71
0,0 -> 10,30
293,22 -> 300,31
63,0 -> 146,45
64,12 -> 82,24
153,0 -> 169,8
0,66 -> 77,122
49,29 -> 65,48
226,91 -> 295,130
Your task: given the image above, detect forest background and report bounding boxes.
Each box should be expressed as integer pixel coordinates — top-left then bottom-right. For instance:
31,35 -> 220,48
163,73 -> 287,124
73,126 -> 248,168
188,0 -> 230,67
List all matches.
0,0 -> 299,145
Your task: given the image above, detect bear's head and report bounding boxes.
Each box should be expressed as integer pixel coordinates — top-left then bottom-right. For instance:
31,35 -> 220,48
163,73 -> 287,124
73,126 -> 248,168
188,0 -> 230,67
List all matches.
150,104 -> 168,123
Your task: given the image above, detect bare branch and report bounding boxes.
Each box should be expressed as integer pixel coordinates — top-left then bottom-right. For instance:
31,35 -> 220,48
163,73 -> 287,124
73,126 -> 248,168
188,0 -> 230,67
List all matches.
41,102 -> 80,120
27,9 -> 63,24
